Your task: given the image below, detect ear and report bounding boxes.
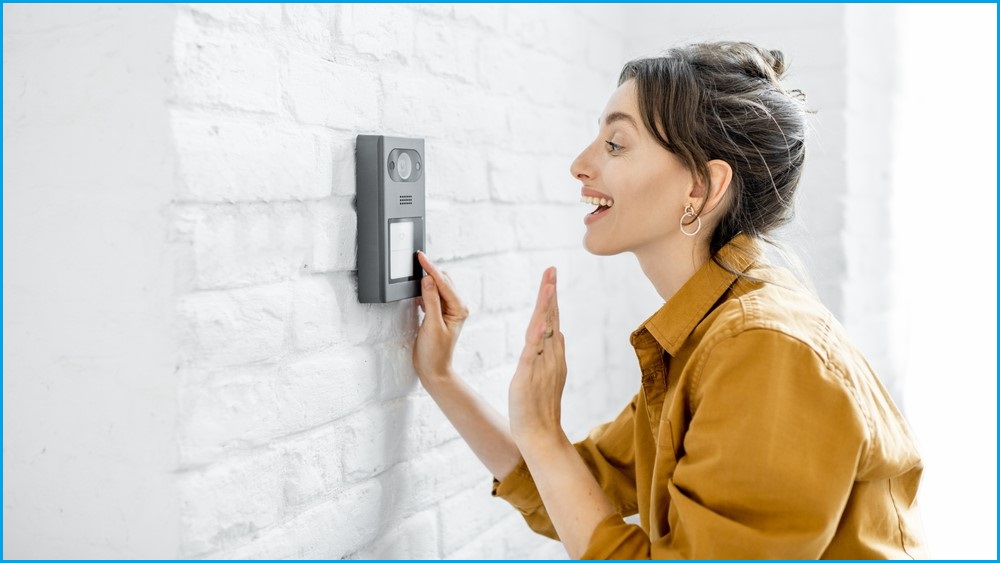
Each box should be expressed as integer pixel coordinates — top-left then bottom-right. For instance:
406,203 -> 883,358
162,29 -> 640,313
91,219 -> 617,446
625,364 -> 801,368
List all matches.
689,159 -> 733,216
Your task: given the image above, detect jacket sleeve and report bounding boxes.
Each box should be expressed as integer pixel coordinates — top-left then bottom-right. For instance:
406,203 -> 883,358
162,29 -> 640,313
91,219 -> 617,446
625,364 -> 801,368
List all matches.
492,394 -> 640,540
581,329 -> 869,559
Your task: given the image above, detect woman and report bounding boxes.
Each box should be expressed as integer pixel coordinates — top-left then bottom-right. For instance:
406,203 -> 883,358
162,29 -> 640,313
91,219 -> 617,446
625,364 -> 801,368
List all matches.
412,41 -> 924,559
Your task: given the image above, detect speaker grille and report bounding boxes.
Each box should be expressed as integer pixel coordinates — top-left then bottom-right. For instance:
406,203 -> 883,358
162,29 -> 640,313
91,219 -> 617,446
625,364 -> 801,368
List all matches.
399,195 -> 413,205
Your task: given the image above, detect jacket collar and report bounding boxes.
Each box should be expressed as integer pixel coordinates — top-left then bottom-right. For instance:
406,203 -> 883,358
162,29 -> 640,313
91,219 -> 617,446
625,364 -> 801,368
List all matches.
633,235 -> 761,355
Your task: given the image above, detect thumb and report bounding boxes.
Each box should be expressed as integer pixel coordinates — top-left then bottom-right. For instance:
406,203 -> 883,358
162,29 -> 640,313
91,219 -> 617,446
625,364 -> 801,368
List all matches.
420,275 -> 443,324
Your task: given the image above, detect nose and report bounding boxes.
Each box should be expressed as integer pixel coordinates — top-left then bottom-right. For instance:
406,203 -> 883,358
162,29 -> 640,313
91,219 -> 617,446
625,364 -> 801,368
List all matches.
570,142 -> 594,181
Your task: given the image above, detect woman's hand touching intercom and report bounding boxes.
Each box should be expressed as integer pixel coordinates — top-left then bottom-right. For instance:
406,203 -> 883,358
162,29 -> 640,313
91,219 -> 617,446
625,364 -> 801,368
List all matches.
412,252 -> 469,386
508,267 -> 569,451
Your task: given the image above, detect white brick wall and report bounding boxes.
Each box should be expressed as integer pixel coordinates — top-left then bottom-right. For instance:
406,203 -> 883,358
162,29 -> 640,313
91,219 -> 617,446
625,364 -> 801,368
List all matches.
3,3 -> 902,558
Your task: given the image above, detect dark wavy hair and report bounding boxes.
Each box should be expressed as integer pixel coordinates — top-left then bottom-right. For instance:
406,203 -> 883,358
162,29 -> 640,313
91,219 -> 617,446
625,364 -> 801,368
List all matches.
619,41 -> 810,256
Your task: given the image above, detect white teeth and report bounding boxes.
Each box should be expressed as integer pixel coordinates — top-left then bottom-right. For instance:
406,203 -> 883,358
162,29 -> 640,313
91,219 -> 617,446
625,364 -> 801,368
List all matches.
580,196 -> 614,207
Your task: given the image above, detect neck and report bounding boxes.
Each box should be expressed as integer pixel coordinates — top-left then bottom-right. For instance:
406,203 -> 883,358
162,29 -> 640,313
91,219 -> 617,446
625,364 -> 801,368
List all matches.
633,236 -> 712,303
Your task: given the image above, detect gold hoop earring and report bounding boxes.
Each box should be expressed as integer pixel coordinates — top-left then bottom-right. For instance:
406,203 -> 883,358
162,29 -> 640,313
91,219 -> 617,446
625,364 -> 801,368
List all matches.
680,204 -> 702,237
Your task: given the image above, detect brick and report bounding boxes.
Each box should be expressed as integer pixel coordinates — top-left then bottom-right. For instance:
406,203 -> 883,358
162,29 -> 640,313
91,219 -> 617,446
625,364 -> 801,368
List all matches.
171,109 -> 332,202
176,283 -> 291,368
398,393 -> 461,461
445,513 -> 566,560
562,330 -> 606,394
438,485 -> 513,555
504,312 -> 532,367
428,139 -> 491,203
177,347 -> 378,464
507,104 -> 592,156
180,202 -> 311,290
178,449 -> 285,555
278,422 -> 350,508
377,441 -> 485,518
473,365 -> 517,418
373,337 -> 420,401
488,151 -> 540,203
291,273 -> 343,351
480,251 -> 535,313
518,51 -> 578,107
476,37 -> 523,98
451,315 -> 510,375
340,401 -> 408,482
328,134 -> 358,197
183,3 -> 281,29
415,19 -> 479,83
173,12 -> 280,112
337,4 -> 416,62
538,154 -> 578,203
427,203 -> 518,261
338,270 -> 421,346
354,509 -> 441,559
381,70 -> 507,142
307,197 -> 357,273
286,347 -> 379,421
286,53 -> 379,129
282,4 -> 338,56
380,69 -> 447,138
513,205 -> 584,251
218,480 -> 382,559
335,275 -> 420,345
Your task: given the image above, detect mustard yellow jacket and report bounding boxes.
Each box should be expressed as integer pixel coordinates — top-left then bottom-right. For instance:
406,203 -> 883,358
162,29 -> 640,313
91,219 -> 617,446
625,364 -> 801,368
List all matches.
494,236 -> 924,559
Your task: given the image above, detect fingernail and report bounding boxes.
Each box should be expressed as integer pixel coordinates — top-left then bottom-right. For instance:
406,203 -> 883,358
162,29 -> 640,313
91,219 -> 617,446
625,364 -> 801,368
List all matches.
423,276 -> 434,289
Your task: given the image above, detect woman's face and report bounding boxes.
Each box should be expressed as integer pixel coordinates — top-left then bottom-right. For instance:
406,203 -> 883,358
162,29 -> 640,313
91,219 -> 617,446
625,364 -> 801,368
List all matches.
571,80 -> 695,257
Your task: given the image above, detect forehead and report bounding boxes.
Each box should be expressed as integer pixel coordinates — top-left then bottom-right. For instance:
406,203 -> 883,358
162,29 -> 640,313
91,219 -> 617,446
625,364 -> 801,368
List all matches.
600,80 -> 639,125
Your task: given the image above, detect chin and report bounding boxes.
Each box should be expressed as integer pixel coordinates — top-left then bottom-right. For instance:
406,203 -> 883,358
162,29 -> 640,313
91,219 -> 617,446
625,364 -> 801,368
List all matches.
583,233 -> 623,256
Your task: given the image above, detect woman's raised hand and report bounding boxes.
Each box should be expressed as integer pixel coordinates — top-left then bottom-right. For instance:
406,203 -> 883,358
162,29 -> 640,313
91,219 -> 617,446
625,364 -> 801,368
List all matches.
508,267 -> 568,449
412,251 -> 469,385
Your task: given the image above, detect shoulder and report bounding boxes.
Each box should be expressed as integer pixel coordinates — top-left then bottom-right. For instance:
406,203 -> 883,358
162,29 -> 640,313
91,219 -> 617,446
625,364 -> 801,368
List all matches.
695,264 -> 839,364
684,263 -> 876,428
684,263 -> 867,419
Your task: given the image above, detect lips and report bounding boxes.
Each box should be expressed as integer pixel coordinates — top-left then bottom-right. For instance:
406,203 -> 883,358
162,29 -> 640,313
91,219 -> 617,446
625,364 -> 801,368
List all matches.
580,189 -> 614,225
580,188 -> 614,212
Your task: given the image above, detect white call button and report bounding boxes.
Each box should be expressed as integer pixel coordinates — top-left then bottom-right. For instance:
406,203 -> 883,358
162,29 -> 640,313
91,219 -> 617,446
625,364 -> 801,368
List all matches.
389,221 -> 414,280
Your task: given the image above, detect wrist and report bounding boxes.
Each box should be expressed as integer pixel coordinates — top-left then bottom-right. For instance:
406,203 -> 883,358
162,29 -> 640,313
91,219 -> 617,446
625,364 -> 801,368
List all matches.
514,428 -> 571,461
417,367 -> 458,390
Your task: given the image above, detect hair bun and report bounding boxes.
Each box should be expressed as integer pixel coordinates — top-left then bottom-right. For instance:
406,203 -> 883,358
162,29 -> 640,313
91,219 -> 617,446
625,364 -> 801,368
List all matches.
766,49 -> 786,78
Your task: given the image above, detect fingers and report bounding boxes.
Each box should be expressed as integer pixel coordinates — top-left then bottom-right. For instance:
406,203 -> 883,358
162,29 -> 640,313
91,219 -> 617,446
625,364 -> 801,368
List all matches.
420,274 -> 443,324
548,268 -> 560,335
518,319 -> 548,368
525,267 -> 558,343
417,251 -> 468,321
525,281 -> 553,342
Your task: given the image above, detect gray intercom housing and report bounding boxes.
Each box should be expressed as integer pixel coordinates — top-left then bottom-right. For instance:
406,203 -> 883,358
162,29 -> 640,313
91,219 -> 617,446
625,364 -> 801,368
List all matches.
356,135 -> 426,303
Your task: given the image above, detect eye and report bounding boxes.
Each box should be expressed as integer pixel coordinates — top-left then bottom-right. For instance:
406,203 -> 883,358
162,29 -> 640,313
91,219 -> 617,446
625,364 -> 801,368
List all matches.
605,140 -> 623,154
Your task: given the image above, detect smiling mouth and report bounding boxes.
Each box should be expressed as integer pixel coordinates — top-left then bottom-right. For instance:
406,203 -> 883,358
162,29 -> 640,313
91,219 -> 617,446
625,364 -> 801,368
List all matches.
580,195 -> 614,214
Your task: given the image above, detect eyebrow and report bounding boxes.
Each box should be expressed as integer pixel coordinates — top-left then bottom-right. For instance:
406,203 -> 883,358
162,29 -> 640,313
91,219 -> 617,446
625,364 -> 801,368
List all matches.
601,111 -> 639,129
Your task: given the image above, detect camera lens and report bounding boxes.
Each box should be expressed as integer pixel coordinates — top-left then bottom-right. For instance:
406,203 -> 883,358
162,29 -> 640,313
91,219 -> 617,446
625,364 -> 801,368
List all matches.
396,152 -> 412,180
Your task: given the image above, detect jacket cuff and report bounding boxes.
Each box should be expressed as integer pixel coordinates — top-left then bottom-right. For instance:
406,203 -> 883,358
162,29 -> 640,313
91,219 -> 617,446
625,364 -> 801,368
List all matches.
491,458 -> 543,510
581,512 -> 650,559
